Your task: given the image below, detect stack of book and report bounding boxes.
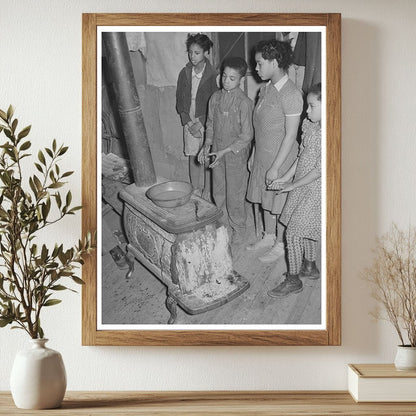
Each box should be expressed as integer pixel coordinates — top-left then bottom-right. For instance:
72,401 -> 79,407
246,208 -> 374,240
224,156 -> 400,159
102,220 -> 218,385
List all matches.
348,364 -> 416,402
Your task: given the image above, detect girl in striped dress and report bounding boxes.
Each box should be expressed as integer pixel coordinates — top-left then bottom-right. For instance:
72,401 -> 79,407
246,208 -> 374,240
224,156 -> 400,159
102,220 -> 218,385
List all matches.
246,39 -> 303,263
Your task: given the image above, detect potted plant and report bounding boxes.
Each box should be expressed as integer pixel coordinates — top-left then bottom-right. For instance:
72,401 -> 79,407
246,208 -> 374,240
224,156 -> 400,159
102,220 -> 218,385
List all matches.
363,223 -> 416,370
0,106 -> 95,408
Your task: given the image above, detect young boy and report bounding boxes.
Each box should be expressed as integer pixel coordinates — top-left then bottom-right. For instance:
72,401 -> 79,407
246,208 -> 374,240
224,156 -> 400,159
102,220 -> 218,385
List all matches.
197,57 -> 253,247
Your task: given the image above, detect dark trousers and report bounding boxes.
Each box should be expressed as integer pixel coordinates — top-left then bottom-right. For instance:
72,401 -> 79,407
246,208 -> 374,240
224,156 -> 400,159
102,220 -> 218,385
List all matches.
212,150 -> 249,235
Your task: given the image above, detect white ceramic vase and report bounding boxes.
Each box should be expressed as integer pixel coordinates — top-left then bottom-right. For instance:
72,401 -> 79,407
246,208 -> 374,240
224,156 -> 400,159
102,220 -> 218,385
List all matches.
394,345 -> 416,371
10,338 -> 67,409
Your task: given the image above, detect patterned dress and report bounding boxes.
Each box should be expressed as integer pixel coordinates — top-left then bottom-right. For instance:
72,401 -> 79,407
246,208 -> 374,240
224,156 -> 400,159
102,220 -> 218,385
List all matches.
246,77 -> 303,214
280,118 -> 321,240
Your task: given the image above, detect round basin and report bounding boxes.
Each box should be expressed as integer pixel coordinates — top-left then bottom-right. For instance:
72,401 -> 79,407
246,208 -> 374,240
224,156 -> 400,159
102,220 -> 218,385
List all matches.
145,181 -> 193,208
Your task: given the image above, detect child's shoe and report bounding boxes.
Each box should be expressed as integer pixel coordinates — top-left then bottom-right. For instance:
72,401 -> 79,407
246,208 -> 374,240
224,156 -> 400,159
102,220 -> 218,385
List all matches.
267,273 -> 303,298
258,241 -> 285,263
246,233 -> 275,251
299,259 -> 320,280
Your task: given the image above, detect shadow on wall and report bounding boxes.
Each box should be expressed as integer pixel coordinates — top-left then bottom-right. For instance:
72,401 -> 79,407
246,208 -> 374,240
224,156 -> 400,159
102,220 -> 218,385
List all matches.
341,19 -> 381,355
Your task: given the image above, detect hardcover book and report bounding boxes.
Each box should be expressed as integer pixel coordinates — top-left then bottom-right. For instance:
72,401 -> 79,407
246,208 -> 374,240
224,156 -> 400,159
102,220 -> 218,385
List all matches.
348,364 -> 416,402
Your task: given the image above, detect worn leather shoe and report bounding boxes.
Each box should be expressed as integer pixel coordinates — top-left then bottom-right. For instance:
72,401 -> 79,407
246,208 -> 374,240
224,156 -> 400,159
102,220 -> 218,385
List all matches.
267,274 -> 303,298
299,259 -> 320,280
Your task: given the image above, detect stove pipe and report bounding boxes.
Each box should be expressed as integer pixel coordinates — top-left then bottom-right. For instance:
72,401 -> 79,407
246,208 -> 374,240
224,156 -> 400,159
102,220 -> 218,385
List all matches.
103,32 -> 156,187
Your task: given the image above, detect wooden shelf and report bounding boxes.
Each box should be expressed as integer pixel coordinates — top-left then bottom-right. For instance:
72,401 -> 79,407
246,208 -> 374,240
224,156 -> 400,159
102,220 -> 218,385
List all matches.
1,391 -> 416,415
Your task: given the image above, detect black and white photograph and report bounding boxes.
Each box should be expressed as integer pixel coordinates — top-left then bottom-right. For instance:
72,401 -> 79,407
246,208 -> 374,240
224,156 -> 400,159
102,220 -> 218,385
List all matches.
98,26 -> 327,330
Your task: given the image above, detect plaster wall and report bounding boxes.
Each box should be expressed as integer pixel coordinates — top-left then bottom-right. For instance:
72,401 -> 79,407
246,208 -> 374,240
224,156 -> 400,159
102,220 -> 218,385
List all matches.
0,0 -> 416,390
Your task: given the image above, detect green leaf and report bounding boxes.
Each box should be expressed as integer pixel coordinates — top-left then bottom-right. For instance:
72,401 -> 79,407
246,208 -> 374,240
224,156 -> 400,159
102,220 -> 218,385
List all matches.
31,244 -> 38,256
41,244 -> 48,262
55,192 -> 62,208
41,202 -> 50,220
29,222 -> 39,234
4,129 -> 12,140
0,317 -> 13,327
38,150 -> 46,165
69,206 -> 82,214
19,140 -> 31,151
52,139 -> 57,152
17,125 -> 31,140
38,325 -> 44,339
45,148 -> 53,158
65,191 -> 72,207
48,182 -> 64,189
29,177 -> 38,197
58,146 -> 68,156
34,162 -> 43,173
33,175 -> 42,192
43,299 -> 62,307
11,118 -> 18,133
61,171 -> 74,178
0,109 -> 7,121
58,250 -> 67,264
50,285 -> 68,291
6,105 -> 14,122
71,276 -> 85,285
56,244 -> 63,258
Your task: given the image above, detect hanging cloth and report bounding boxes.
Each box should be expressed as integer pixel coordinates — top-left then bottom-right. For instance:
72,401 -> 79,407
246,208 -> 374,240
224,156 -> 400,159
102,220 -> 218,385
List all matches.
293,32 -> 321,94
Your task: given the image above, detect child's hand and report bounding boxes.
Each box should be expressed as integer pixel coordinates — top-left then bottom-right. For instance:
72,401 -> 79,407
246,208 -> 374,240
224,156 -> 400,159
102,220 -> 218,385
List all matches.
197,145 -> 210,165
267,180 -> 294,193
189,120 -> 203,137
208,149 -> 226,168
265,167 -> 279,186
197,148 -> 204,165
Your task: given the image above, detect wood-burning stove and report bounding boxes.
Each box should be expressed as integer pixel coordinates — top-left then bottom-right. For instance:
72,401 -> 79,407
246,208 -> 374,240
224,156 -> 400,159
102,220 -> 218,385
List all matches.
120,181 -> 249,324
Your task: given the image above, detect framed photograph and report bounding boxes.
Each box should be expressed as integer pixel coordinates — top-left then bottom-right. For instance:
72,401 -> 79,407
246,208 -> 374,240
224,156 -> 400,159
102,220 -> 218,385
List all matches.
82,13 -> 341,346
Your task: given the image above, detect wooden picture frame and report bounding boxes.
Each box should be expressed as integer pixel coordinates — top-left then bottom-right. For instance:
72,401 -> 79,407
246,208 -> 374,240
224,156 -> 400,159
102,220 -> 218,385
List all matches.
82,13 -> 341,346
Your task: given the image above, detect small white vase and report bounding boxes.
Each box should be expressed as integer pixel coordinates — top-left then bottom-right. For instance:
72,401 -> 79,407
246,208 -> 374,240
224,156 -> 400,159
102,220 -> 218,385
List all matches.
394,345 -> 416,371
10,338 -> 67,409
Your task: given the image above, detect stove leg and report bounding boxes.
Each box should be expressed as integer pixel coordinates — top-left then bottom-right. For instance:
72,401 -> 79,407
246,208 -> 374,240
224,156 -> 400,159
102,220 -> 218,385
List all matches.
166,292 -> 178,324
125,254 -> 134,279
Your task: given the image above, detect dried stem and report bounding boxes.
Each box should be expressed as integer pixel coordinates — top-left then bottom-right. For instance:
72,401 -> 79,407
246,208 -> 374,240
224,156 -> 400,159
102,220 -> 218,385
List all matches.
363,223 -> 416,347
